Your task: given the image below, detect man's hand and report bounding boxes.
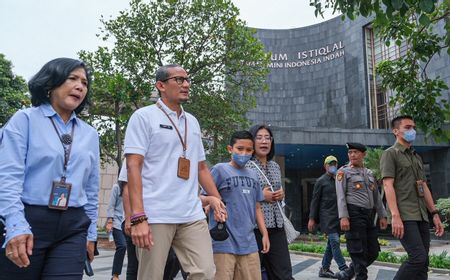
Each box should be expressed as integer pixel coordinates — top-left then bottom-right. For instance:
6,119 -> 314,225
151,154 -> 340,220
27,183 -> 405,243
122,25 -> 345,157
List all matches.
307,219 -> 316,232
379,217 -> 388,230
261,234 -> 270,254
433,214 -> 444,237
340,217 -> 350,231
391,214 -> 404,239
86,241 -> 95,262
5,234 -> 33,268
131,222 -> 153,250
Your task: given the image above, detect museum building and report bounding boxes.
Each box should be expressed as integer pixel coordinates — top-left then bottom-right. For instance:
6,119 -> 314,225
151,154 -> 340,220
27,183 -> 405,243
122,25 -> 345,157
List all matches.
246,15 -> 450,231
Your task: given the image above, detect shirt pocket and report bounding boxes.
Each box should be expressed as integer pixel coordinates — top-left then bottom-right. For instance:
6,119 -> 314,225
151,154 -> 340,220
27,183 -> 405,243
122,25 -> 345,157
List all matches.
349,175 -> 365,191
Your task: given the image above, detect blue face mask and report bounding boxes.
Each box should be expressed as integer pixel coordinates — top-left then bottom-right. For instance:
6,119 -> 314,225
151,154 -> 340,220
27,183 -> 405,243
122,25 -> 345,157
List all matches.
403,129 -> 416,143
328,165 -> 337,174
232,153 -> 252,168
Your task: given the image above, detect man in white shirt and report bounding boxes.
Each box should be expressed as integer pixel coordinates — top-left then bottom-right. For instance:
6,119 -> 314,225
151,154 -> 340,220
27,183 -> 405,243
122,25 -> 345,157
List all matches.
124,64 -> 225,280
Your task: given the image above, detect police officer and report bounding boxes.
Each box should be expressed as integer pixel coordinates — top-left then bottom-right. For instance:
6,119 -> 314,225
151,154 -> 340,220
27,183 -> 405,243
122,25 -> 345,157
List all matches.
335,143 -> 388,280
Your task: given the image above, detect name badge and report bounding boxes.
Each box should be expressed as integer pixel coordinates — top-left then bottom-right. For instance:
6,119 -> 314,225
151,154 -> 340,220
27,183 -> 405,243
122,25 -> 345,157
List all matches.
48,180 -> 72,210
160,124 -> 173,129
416,180 -> 425,197
177,157 -> 190,180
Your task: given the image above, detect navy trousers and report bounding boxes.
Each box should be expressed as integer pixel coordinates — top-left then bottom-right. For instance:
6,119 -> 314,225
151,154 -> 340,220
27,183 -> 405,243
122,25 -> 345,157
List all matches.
0,205 -> 91,280
111,228 -> 127,276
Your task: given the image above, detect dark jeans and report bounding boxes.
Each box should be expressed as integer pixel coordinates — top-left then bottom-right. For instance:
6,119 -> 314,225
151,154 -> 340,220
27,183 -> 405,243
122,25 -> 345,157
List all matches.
255,228 -> 294,280
322,232 -> 348,271
0,205 -> 90,280
394,221 -> 430,280
346,204 -> 380,280
121,222 -> 138,280
112,228 -> 127,276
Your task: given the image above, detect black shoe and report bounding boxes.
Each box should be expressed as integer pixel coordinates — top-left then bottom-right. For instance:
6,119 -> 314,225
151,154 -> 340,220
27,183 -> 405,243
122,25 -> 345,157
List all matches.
335,265 -> 355,280
319,267 -> 337,278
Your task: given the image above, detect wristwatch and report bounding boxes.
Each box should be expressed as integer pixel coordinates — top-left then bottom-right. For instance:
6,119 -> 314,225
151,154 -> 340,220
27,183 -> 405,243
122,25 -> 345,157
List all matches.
430,210 -> 439,216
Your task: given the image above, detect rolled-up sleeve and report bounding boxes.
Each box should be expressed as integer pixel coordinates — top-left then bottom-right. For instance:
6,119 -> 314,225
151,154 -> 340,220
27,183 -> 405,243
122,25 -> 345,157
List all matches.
0,111 -> 32,247
84,132 -> 100,241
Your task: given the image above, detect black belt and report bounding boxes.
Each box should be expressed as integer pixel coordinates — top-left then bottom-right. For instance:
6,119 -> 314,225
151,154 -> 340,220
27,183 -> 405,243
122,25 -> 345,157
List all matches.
347,204 -> 374,214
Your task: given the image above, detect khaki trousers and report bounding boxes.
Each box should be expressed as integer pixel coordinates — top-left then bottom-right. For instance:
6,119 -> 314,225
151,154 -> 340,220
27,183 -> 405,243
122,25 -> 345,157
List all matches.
213,252 -> 261,280
136,219 -> 215,280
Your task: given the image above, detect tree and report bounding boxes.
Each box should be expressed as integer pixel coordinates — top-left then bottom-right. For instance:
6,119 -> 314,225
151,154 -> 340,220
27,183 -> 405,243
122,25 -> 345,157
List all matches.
0,53 -> 29,127
79,0 -> 270,167
364,147 -> 384,181
310,0 -> 450,141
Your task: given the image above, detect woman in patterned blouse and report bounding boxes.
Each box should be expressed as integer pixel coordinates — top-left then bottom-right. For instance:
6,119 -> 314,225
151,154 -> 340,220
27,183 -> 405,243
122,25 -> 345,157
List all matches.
247,124 -> 294,280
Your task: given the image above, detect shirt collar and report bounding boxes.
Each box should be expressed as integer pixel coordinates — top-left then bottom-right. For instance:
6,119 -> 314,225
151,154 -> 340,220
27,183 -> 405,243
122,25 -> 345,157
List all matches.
40,103 -> 78,124
394,141 -> 410,153
157,98 -> 185,119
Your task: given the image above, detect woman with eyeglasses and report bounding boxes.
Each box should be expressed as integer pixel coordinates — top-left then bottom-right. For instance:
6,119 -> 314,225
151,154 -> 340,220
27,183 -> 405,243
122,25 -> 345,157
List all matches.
247,124 -> 294,280
0,58 -> 100,279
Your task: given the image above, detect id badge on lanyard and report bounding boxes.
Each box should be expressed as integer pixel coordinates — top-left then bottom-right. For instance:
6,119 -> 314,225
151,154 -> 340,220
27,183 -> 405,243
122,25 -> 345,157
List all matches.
47,117 -> 74,210
157,102 -> 190,180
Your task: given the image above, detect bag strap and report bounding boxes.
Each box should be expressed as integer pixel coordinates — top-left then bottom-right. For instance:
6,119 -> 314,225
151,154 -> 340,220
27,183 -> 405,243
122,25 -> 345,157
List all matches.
248,160 -> 285,216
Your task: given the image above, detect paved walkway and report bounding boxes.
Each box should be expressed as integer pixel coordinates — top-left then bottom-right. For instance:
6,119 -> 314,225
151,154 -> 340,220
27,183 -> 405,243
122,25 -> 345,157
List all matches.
83,249 -> 450,280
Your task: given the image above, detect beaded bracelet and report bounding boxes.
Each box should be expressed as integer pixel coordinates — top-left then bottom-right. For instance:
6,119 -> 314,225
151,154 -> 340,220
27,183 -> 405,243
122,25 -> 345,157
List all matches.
130,212 -> 146,220
130,216 -> 148,226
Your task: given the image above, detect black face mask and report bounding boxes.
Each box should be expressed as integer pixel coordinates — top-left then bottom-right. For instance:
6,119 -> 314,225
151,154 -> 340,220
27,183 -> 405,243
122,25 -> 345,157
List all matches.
209,222 -> 229,241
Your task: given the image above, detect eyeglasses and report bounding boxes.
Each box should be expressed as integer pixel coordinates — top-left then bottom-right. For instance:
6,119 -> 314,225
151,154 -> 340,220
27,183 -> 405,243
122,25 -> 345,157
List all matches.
255,136 -> 273,142
162,76 -> 191,85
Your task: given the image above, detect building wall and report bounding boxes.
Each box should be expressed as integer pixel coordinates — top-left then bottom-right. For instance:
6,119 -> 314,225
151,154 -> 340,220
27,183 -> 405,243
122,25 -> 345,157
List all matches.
97,162 -> 118,229
247,16 -> 373,129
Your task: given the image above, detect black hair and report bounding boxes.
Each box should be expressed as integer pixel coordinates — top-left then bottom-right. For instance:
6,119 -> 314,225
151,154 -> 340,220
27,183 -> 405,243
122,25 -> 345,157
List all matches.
155,64 -> 182,82
229,130 -> 253,146
248,124 -> 275,161
28,58 -> 91,114
155,64 -> 183,96
391,115 -> 414,129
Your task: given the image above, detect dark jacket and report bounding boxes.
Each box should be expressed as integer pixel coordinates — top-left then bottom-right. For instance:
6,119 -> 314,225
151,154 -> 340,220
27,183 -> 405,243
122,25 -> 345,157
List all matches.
309,173 -> 340,234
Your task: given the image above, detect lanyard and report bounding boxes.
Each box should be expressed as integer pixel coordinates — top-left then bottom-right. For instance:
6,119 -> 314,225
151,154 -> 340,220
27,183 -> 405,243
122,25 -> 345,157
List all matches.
156,101 -> 188,157
49,117 -> 75,182
404,148 -> 421,181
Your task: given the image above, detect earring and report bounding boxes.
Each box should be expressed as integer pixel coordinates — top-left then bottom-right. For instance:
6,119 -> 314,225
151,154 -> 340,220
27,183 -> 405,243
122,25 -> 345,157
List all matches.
47,91 -> 51,98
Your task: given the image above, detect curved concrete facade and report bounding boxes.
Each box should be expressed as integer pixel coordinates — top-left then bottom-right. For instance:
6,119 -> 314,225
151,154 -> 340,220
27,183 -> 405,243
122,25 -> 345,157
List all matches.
248,16 -> 373,129
247,16 -> 450,231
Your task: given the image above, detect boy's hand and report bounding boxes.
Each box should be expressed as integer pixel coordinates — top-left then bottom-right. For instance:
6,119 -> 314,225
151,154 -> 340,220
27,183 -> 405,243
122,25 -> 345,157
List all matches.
261,234 -> 270,254
209,196 -> 227,222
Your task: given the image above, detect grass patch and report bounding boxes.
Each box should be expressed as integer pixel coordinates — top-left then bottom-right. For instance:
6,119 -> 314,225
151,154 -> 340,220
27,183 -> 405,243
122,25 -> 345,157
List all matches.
289,243 -> 450,269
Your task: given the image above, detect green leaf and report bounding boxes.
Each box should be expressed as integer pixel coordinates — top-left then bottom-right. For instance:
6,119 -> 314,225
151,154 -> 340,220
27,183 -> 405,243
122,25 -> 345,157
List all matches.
391,0 -> 404,10
419,14 -> 431,26
419,0 -> 435,13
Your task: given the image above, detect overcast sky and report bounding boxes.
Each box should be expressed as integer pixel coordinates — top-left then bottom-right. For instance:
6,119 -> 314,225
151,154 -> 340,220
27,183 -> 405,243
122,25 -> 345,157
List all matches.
0,0 -> 335,80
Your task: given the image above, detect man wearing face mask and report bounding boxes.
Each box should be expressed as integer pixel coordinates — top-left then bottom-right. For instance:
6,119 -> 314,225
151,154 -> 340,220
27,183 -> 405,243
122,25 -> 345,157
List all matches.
380,116 -> 444,280
308,156 -> 349,278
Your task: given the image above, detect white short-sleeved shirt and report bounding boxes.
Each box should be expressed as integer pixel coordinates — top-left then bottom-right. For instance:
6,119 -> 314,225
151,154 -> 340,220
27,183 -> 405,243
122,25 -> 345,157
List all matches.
118,158 -> 127,183
124,99 -> 206,223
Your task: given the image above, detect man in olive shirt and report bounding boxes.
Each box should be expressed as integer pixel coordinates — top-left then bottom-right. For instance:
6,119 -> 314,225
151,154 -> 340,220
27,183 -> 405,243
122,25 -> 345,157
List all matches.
380,115 -> 444,280
335,143 -> 387,280
309,155 -> 349,278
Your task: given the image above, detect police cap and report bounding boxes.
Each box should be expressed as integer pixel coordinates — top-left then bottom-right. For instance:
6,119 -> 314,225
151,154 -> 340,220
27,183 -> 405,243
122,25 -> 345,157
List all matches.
346,142 -> 367,152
